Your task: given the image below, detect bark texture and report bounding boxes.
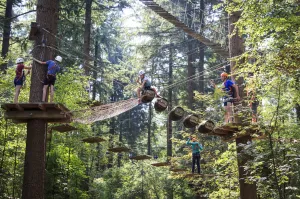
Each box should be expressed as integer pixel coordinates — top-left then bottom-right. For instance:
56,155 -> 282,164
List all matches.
22,1 -> 59,198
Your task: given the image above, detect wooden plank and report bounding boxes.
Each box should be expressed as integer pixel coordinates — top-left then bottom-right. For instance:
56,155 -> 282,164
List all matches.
82,137 -> 106,143
131,155 -> 152,160
151,162 -> 170,167
169,168 -> 187,172
51,124 -> 77,132
108,147 -> 130,153
5,110 -> 68,120
1,103 -> 71,111
12,118 -> 71,124
15,104 -> 24,111
38,103 -> 46,111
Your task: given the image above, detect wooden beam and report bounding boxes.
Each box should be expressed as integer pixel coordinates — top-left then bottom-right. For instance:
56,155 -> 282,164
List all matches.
5,110 -> 67,120
15,104 -> 24,111
38,103 -> 46,111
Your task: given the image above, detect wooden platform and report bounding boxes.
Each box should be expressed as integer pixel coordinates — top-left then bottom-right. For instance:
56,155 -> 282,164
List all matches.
107,147 -> 130,153
1,103 -> 72,123
169,168 -> 187,172
211,123 -> 265,142
130,155 -> 152,160
82,137 -> 106,143
151,162 -> 170,167
185,173 -> 216,178
51,124 -> 77,132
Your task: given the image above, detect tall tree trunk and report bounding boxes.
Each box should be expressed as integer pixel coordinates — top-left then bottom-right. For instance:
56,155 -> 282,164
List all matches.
198,0 -> 205,95
83,0 -> 92,76
187,36 -> 196,109
296,75 -> 300,123
229,8 -> 257,199
22,1 -> 59,199
296,104 -> 300,123
167,44 -> 173,158
92,29 -> 99,101
147,60 -> 154,155
1,0 -> 13,71
12,137 -> 19,199
147,103 -> 152,155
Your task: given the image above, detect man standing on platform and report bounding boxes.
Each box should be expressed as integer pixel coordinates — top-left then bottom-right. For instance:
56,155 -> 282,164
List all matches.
33,56 -> 62,102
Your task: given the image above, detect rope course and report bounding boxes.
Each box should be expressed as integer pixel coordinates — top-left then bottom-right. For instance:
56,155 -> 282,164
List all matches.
67,61 -> 227,124
24,24 -> 229,124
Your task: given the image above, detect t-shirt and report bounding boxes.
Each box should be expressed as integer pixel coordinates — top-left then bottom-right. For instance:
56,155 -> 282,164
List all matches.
223,79 -> 234,97
142,75 -> 151,88
186,138 -> 203,154
46,60 -> 60,75
15,64 -> 24,78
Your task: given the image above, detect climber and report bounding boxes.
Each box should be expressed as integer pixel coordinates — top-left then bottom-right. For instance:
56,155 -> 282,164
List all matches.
14,58 -> 32,103
210,72 -> 240,123
32,55 -> 62,102
186,136 -> 203,174
136,70 -> 161,103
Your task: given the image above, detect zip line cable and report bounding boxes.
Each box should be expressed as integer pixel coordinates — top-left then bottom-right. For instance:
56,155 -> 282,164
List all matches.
161,61 -> 227,91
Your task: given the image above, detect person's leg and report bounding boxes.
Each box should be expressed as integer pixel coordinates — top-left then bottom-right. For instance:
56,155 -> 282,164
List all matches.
196,155 -> 200,174
226,102 -> 233,123
137,87 -> 142,103
252,102 -> 258,123
14,85 -> 22,103
223,102 -> 228,123
42,85 -> 48,102
151,87 -> 161,98
49,85 -> 54,103
137,87 -> 141,98
192,155 -> 195,173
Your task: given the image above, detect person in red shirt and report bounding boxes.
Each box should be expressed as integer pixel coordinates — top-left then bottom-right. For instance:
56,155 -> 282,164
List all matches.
14,58 -> 32,103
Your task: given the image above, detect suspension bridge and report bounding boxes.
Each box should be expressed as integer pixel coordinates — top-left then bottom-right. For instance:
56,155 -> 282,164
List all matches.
139,0 -> 229,58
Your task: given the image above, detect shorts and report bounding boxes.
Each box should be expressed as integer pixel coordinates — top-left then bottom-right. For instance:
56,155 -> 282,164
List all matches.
14,77 -> 24,86
43,75 -> 56,86
223,96 -> 234,106
144,86 -> 151,90
251,102 -> 258,114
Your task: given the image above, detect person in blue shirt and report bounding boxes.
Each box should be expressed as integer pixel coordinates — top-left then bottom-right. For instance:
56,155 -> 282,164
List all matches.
33,56 -> 62,102
186,136 -> 203,174
211,72 -> 240,123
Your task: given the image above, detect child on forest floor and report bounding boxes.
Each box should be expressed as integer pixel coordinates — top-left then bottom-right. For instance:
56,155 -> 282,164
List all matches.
186,136 -> 203,174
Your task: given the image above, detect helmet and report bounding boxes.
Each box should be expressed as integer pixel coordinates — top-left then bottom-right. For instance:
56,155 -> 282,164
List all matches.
16,58 -> 24,64
220,72 -> 228,78
138,70 -> 145,76
55,55 -> 62,62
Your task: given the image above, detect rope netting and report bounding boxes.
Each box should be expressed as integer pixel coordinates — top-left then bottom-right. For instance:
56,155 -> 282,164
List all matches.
72,98 -> 139,124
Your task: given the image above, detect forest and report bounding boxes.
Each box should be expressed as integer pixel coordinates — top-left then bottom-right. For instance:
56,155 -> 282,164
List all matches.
0,0 -> 299,199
